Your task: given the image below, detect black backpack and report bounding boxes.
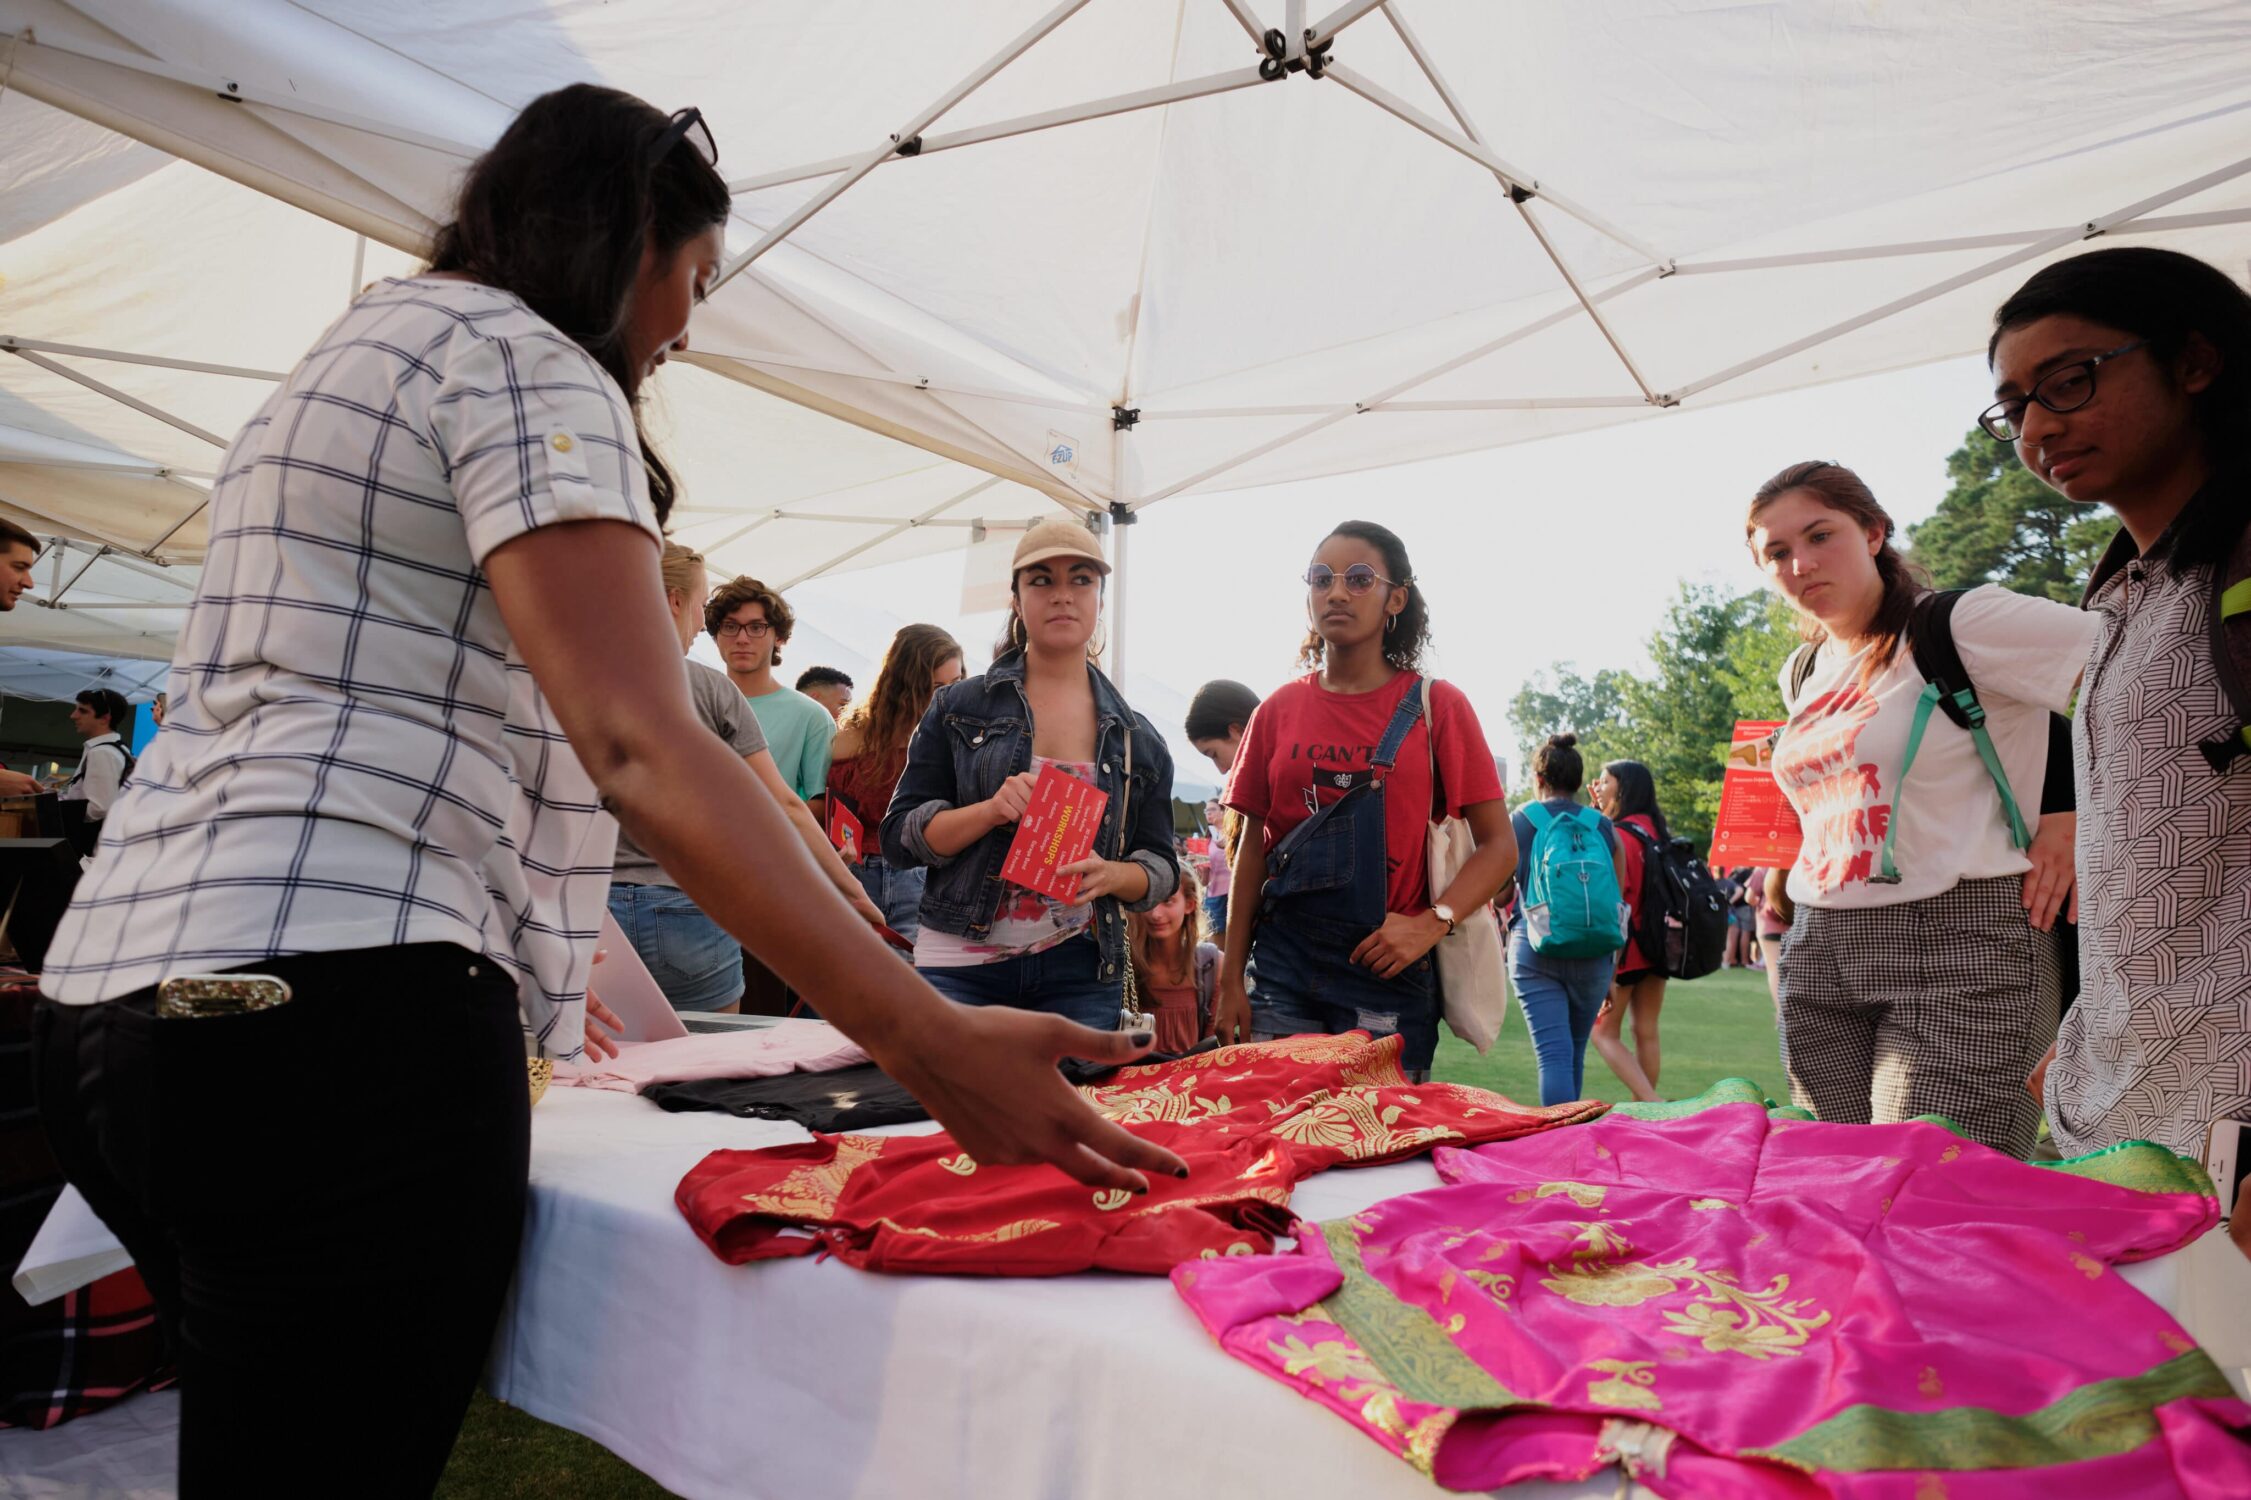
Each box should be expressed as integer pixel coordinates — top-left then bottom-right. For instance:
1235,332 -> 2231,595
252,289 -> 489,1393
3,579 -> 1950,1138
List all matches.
1617,822 -> 1731,981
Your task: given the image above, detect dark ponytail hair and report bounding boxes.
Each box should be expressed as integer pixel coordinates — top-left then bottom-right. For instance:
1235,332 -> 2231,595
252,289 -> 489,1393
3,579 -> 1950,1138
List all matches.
1746,460 -> 1926,688
1990,247 -> 2251,567
1533,733 -> 1584,795
426,84 -> 730,524
1601,758 -> 1671,843
1299,520 -> 1432,672
1185,680 -> 1262,743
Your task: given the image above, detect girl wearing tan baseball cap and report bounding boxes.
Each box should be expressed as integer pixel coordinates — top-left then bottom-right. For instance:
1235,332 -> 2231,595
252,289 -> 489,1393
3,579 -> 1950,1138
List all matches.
878,514 -> 1184,1034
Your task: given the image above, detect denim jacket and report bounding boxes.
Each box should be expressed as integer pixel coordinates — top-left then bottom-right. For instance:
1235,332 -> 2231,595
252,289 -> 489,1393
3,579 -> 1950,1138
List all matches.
880,650 -> 1178,983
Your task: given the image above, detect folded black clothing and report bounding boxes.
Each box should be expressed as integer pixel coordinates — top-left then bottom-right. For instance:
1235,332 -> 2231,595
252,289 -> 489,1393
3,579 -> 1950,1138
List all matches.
1056,1036 -> 1220,1086
643,1064 -> 927,1130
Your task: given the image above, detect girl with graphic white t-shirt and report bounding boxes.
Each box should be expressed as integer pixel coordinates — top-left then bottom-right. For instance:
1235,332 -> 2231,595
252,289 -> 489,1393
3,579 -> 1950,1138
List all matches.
1748,461 -> 2096,1157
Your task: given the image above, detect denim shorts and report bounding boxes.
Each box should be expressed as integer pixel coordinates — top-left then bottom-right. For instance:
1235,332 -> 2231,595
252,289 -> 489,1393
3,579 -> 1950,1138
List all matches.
607,883 -> 744,1013
851,856 -> 927,954
916,933 -> 1123,1032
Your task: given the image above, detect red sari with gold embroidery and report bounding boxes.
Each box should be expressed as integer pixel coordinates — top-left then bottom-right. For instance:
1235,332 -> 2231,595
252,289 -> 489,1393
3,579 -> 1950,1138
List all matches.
675,1033 -> 1603,1276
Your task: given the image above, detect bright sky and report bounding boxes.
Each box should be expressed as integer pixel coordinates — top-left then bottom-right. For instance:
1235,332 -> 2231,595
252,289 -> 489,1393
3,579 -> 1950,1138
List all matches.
783,352 -> 2006,797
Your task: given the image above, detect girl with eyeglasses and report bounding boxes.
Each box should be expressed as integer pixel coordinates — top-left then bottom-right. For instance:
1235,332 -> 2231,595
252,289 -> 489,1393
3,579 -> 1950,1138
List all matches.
29,87 -> 1183,1492
1748,461 -> 2094,1158
1211,521 -> 1513,1083
882,518 -> 1181,1031
827,622 -> 965,946
1988,248 -> 2251,1194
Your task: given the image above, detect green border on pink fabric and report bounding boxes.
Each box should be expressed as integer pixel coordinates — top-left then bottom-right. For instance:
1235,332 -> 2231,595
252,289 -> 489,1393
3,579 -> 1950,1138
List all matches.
1745,1349 -> 2235,1473
1314,1220 -> 1529,1412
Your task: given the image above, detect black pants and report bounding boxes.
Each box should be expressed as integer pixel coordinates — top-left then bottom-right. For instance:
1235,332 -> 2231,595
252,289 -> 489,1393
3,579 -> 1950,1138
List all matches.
33,943 -> 530,1498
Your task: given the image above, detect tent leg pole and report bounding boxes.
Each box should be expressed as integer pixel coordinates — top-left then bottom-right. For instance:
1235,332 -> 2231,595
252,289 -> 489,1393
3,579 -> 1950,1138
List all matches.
1108,500 -> 1132,687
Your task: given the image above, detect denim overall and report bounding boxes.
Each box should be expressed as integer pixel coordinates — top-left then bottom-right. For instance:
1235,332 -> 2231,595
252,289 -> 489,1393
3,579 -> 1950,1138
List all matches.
1246,679 -> 1439,1076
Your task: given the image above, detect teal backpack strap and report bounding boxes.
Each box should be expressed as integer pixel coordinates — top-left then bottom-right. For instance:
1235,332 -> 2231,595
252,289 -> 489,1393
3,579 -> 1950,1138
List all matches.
1522,802 -> 1556,834
1881,591 -> 2033,884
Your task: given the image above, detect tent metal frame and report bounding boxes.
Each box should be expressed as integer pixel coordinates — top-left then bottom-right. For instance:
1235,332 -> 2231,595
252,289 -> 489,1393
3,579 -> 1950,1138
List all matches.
8,3 -> 2249,679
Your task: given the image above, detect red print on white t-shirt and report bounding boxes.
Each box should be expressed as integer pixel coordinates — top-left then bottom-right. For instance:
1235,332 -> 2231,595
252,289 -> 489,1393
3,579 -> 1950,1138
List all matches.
1774,683 -> 1888,895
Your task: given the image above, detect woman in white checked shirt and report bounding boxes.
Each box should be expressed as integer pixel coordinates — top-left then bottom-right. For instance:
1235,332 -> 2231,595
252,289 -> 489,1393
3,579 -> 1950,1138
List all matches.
32,86 -> 1183,1496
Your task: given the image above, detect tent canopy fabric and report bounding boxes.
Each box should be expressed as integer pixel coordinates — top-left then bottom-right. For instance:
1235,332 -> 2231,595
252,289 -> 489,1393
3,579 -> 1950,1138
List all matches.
1,0 -> 2247,696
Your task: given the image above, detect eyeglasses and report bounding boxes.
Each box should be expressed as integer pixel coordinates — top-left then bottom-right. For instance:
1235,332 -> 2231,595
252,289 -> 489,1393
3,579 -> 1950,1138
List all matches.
648,107 -> 718,169
1978,340 -> 2146,442
1303,564 -> 1402,595
714,619 -> 772,640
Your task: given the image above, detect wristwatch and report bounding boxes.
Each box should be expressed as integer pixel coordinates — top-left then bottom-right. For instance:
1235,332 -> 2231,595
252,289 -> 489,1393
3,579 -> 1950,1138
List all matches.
1431,902 -> 1458,936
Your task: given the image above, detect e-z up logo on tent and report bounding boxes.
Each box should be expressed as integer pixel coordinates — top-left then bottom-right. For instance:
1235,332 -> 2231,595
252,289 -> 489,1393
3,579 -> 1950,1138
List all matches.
1044,431 -> 1082,474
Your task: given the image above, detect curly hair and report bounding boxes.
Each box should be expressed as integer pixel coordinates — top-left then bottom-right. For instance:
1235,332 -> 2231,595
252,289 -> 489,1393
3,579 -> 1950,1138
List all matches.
703,575 -> 794,666
1298,520 -> 1431,672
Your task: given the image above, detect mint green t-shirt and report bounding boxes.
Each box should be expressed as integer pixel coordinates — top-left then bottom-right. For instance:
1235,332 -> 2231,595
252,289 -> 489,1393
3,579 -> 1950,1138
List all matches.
746,685 -> 837,803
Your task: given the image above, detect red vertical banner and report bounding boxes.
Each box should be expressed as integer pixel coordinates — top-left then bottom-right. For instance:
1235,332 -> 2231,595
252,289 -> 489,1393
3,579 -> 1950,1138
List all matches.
1709,721 -> 1802,867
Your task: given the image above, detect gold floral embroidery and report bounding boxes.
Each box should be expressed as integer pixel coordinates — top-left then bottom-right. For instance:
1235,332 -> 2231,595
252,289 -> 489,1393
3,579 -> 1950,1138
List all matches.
1357,1389 -> 1456,1475
1085,1075 -> 1234,1125
1272,1334 -> 1385,1387
873,1216 -> 1058,1243
938,1153 -> 977,1176
1918,1366 -> 1944,1398
2070,1252 -> 2104,1279
1445,1314 -> 1467,1335
1436,1268 -> 1459,1304
742,1134 -> 882,1218
1939,1145 -> 1962,1164
1574,1220 -> 1639,1256
1543,1261 -> 1682,1308
1586,1359 -> 1662,1412
1915,1476 -> 1949,1500
2160,1330 -> 2195,1354
1595,1143 -> 1615,1160
1652,1263 -> 1831,1359
1092,1188 -> 1132,1211
1688,1198 -> 1737,1212
1511,1180 -> 1608,1209
1466,1268 -> 1515,1308
2067,1230 -> 2088,1244
1274,1101 -> 1358,1148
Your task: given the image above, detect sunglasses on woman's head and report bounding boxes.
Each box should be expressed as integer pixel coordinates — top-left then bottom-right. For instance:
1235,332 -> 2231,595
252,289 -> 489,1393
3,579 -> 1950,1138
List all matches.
1304,564 -> 1401,595
648,106 -> 718,169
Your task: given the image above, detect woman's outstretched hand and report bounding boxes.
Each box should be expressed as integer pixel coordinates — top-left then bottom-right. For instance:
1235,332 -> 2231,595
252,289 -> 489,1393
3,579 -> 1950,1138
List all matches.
874,1007 -> 1188,1193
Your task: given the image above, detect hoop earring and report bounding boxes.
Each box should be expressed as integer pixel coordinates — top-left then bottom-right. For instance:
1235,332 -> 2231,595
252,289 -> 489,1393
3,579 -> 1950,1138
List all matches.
1385,614 -> 1397,634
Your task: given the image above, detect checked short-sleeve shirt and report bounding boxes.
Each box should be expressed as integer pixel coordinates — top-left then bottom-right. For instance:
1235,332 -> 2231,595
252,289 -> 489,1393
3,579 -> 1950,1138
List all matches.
40,278 -> 662,1060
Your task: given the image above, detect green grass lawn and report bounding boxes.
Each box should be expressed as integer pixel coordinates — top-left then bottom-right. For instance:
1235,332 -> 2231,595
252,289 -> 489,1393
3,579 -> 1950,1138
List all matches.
1433,962 -> 1785,1105
437,964 -> 1786,1497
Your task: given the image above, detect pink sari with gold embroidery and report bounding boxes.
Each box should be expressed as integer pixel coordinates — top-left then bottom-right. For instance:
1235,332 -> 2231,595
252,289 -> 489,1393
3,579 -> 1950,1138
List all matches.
1173,1083 -> 2251,1496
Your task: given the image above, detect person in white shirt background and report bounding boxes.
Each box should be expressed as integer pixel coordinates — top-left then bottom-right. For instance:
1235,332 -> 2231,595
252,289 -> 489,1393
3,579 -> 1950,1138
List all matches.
1747,459 -> 2093,1159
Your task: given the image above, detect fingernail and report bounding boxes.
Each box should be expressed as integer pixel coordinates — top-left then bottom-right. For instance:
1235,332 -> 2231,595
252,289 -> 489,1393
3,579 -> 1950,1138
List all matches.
1134,1182 -> 1149,1195
1129,1030 -> 1154,1048
1173,1165 -> 1190,1179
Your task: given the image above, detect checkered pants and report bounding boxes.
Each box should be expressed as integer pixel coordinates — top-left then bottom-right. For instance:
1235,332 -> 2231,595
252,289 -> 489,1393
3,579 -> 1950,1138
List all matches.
1778,877 -> 2059,1158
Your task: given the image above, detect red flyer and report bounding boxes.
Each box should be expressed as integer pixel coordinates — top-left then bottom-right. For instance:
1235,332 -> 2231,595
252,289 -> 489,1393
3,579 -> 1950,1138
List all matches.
828,798 -> 866,863
1001,763 -> 1108,901
1709,720 -> 1803,867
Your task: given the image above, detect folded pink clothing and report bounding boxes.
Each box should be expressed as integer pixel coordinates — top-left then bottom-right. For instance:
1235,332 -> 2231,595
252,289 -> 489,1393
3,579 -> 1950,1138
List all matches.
554,1022 -> 870,1094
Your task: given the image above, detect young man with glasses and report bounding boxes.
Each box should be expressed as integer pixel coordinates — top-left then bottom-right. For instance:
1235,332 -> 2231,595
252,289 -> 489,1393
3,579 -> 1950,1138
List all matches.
705,576 -> 836,813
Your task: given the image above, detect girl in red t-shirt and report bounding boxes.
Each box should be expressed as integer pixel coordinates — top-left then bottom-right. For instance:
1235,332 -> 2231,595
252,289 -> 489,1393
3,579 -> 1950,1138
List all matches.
1588,759 -> 1673,1103
1212,521 -> 1515,1080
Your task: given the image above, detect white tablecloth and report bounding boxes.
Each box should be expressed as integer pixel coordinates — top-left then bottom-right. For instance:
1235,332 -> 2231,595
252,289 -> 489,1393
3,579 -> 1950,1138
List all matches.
490,1087 -> 1600,1500
488,1089 -> 2251,1500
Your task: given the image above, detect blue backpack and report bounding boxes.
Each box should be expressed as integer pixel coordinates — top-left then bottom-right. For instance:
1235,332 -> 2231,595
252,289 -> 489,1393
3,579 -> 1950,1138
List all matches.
1520,803 -> 1627,958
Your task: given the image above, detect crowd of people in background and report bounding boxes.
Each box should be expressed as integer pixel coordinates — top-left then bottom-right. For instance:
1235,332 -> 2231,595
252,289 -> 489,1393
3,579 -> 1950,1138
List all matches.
6,77 -> 2248,1491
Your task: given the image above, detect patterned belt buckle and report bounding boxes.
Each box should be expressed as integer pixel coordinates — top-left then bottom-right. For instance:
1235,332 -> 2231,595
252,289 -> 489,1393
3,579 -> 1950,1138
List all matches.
155,974 -> 294,1020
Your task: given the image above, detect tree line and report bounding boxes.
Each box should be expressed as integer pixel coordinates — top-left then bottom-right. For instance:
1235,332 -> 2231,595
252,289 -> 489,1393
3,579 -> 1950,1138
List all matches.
1505,429 -> 2115,849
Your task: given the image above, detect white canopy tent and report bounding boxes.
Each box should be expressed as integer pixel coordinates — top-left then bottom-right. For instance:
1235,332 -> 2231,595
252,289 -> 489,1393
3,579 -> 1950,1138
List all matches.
2,0 -> 2249,698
